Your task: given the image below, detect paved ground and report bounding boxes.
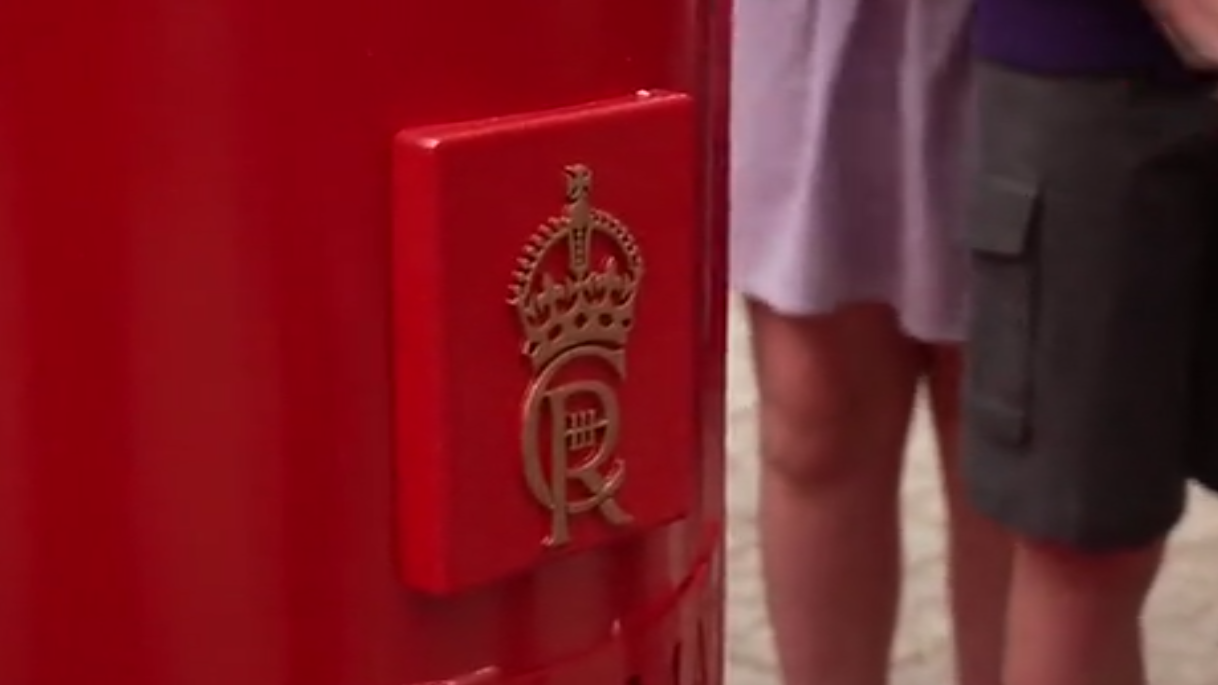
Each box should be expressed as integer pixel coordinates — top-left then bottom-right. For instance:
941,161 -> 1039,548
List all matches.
722,299 -> 1218,685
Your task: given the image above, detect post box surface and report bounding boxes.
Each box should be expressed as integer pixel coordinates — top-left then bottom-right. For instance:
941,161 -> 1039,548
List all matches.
0,1 -> 728,685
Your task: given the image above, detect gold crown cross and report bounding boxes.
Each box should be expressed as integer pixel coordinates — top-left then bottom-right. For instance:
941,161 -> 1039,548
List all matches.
564,165 -> 593,279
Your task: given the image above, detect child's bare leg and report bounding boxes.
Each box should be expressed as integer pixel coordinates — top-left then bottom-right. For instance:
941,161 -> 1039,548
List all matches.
926,347 -> 1011,685
1004,540 -> 1162,685
750,301 -> 922,685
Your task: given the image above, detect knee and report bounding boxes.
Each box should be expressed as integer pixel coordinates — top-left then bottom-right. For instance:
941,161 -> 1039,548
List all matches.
758,393 -> 902,493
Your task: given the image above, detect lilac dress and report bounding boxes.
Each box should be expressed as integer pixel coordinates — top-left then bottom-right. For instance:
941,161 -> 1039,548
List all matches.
729,0 -> 974,342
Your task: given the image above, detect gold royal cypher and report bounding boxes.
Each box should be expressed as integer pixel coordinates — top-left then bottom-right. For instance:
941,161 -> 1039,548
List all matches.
507,165 -> 644,547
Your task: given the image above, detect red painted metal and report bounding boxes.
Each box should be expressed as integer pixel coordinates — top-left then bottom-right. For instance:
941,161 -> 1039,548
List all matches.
393,93 -> 699,593
0,0 -> 729,682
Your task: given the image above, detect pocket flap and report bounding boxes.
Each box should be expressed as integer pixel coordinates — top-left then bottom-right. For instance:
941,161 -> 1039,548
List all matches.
966,175 -> 1040,256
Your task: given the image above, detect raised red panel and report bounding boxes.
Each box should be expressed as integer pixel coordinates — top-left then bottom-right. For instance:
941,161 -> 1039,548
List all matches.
393,92 -> 698,593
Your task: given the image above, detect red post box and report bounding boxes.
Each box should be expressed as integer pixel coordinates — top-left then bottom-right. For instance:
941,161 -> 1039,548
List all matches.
0,1 -> 729,684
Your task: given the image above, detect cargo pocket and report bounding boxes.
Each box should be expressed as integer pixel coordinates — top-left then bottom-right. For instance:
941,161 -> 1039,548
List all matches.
964,174 -> 1040,447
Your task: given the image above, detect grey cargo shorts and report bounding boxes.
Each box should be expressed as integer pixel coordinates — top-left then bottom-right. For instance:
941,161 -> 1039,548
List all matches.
963,62 -> 1218,550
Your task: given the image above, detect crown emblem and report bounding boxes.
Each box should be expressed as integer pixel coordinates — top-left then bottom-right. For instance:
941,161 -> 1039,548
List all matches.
508,165 -> 645,369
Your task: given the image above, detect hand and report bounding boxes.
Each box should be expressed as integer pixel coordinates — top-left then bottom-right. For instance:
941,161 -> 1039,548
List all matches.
1148,0 -> 1218,69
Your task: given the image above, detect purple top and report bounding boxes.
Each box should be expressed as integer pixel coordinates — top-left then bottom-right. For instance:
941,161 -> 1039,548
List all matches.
975,0 -> 1185,73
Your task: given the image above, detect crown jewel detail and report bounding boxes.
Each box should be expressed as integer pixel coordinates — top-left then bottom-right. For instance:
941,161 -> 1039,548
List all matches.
508,165 -> 644,369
